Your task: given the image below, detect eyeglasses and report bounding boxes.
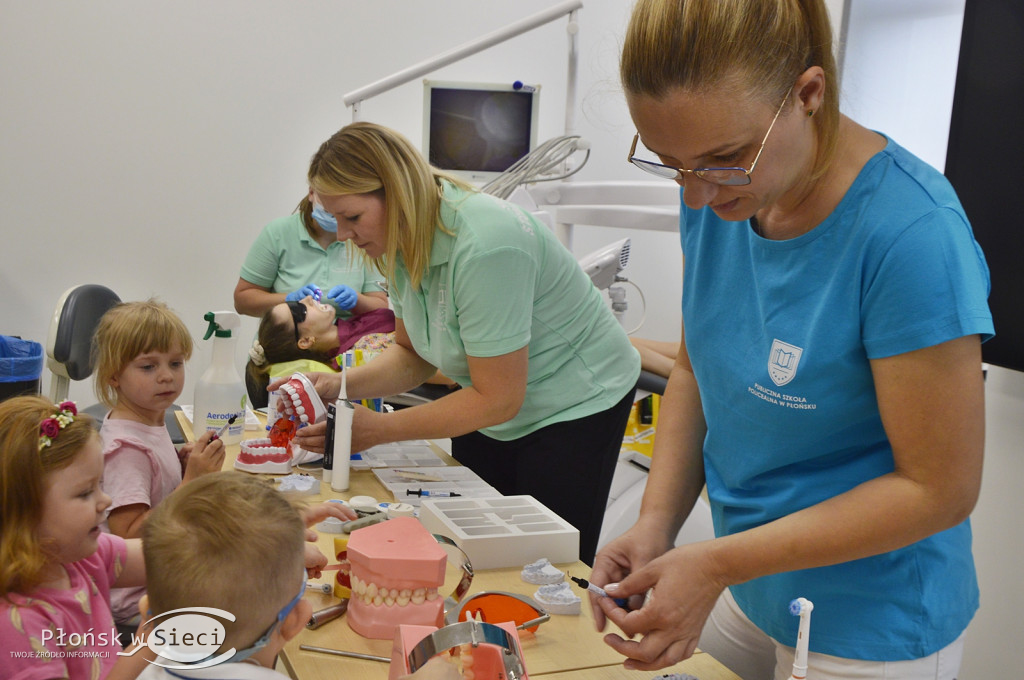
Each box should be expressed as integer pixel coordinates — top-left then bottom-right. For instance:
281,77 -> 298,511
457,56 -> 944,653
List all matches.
447,591 -> 550,633
286,300 -> 307,344
229,572 -> 307,664
627,93 -> 790,186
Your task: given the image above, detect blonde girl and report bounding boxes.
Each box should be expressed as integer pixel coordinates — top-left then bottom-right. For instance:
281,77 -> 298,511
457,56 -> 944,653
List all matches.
0,396 -> 148,680
92,299 -> 224,625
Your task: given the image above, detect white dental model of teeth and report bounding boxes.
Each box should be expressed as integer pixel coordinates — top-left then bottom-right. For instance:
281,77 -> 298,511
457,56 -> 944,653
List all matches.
520,557 -> 565,585
533,582 -> 581,615
350,574 -> 440,607
279,373 -> 327,425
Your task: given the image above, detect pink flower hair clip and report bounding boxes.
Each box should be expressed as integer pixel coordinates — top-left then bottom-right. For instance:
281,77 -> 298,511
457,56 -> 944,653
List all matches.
38,401 -> 78,451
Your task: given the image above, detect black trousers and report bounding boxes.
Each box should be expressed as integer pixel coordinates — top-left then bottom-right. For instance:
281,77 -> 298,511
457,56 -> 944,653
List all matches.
452,386 -> 636,565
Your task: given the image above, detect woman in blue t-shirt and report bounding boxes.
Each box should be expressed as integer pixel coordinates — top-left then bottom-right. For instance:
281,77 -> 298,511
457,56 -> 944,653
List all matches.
588,1 -> 993,679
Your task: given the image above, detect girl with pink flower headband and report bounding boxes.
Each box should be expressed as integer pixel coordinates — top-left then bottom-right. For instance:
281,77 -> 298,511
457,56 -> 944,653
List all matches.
0,395 -> 151,678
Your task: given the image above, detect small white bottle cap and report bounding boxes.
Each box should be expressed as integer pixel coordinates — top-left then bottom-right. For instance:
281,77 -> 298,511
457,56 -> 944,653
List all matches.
386,502 -> 415,518
349,495 -> 378,508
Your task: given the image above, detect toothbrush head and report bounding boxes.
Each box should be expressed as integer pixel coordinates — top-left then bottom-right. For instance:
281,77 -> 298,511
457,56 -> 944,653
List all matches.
788,597 -> 814,616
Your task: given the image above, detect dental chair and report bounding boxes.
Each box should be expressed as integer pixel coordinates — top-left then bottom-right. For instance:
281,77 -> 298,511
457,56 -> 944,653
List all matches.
44,284 -> 186,444
46,284 -> 121,403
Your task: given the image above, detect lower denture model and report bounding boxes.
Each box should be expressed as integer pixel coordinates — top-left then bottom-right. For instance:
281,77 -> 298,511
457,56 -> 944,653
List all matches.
347,516 -> 447,639
234,438 -> 293,474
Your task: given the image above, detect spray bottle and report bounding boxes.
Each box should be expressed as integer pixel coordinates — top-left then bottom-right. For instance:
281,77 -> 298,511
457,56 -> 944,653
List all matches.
192,311 -> 246,445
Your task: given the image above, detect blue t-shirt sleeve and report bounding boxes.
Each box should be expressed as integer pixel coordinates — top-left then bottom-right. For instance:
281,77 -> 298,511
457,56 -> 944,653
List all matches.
862,206 -> 993,358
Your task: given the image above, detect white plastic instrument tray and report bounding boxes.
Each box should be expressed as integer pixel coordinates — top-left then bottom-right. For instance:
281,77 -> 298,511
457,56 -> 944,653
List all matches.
418,495 -> 579,569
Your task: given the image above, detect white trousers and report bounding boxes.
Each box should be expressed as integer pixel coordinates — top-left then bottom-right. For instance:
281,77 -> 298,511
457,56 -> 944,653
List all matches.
698,588 -> 965,680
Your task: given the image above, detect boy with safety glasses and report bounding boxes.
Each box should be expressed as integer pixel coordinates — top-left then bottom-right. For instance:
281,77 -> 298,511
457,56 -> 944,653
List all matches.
137,471 -> 458,679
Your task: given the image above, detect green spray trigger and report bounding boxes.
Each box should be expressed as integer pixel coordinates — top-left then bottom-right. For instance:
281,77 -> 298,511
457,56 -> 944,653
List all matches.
202,311 -> 241,340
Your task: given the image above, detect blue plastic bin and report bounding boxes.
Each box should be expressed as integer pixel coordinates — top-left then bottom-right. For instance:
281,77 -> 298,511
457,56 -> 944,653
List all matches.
0,335 -> 44,401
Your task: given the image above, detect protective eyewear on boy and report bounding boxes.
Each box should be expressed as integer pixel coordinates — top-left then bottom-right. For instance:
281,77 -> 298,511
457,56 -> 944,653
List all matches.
447,591 -> 550,633
286,300 -> 307,343
627,92 -> 790,186
228,572 -> 307,664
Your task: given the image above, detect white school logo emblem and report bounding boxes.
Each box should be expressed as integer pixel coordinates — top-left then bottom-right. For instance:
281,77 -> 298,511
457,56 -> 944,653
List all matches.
768,339 -> 803,387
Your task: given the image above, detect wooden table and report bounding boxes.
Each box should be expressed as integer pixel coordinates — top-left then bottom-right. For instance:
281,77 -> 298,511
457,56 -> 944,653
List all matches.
179,413 -> 740,680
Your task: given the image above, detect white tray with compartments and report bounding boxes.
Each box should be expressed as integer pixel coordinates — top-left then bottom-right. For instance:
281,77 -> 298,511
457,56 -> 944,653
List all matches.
417,495 -> 579,569
351,440 -> 445,469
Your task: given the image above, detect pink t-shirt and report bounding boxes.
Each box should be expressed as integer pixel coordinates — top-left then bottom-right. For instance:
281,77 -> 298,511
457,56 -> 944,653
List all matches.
100,416 -> 181,623
0,533 -> 127,680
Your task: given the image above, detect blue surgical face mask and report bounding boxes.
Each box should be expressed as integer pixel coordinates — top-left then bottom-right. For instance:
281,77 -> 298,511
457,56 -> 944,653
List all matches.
311,203 -> 338,232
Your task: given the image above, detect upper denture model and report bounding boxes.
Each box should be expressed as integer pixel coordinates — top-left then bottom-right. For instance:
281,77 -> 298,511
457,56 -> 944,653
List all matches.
278,373 -> 327,425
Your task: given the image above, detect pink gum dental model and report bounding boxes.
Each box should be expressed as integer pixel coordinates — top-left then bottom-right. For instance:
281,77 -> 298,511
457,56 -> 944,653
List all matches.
347,517 -> 447,640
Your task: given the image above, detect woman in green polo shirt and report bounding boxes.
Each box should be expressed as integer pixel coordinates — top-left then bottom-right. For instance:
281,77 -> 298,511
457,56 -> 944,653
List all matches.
234,191 -> 391,408
284,122 -> 640,564
233,192 -> 390,319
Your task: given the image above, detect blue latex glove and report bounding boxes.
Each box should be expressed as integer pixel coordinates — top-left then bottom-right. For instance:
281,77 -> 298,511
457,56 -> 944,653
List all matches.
326,285 -> 358,310
285,284 -> 321,303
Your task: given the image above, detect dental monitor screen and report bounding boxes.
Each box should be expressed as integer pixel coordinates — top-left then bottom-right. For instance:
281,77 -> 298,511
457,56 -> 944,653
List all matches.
423,80 -> 540,183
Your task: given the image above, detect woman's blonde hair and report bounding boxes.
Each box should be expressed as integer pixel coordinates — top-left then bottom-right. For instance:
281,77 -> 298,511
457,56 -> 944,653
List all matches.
621,0 -> 839,181
0,396 -> 97,598
92,299 -> 194,410
307,121 -> 472,290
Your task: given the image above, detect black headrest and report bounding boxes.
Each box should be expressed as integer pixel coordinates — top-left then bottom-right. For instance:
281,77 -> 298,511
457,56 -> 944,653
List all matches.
52,285 -> 121,381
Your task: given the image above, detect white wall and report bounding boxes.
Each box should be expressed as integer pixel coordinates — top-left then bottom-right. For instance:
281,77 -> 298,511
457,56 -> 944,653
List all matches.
843,2 -> 1023,677
1,1 -> 852,407
840,0 -> 965,171
0,0 -> 851,402
0,0 -> 673,407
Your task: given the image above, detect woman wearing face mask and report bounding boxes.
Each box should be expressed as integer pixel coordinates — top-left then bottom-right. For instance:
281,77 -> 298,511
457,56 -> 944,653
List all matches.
235,193 -> 392,408
233,192 -> 389,319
